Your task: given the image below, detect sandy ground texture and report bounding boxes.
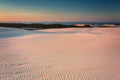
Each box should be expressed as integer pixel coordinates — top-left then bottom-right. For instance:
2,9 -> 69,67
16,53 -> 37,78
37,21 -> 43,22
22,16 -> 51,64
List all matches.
0,27 -> 120,80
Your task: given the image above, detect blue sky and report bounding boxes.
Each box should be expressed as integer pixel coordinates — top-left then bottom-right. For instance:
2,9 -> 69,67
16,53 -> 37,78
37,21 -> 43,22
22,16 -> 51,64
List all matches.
0,0 -> 120,22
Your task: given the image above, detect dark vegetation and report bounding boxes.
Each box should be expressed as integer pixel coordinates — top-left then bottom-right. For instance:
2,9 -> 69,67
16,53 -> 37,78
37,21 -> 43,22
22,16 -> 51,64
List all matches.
0,23 -> 92,30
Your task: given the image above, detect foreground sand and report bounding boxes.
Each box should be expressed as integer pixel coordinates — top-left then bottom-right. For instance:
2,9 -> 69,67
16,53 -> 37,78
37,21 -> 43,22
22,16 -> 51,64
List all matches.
0,28 -> 120,80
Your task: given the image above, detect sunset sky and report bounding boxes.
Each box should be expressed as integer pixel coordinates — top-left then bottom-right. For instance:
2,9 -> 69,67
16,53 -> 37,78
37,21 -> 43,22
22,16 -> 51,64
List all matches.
0,0 -> 120,22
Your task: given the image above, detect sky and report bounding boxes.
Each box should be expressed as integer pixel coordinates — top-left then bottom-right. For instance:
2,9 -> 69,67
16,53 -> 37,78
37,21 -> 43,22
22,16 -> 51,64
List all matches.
0,0 -> 120,22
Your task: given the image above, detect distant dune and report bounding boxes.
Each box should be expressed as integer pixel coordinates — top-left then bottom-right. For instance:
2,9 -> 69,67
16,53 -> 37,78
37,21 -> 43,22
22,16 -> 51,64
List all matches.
0,23 -> 120,30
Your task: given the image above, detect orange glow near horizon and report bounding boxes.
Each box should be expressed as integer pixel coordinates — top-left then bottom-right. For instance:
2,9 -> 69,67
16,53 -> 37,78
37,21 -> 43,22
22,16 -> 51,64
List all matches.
0,12 -> 82,22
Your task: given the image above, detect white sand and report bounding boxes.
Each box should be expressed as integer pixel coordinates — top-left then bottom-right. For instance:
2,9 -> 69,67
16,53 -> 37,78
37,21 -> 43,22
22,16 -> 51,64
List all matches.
0,28 -> 120,80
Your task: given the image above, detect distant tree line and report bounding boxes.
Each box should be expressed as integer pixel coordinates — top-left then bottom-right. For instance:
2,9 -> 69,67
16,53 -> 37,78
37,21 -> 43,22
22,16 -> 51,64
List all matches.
0,23 -> 92,30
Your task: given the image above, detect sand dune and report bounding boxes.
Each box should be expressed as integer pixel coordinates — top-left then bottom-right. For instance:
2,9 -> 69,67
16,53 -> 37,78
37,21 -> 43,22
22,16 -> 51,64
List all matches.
0,28 -> 120,80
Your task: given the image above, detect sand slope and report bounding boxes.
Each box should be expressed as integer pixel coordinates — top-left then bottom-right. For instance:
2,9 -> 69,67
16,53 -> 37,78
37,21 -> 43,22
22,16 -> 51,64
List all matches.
0,28 -> 120,80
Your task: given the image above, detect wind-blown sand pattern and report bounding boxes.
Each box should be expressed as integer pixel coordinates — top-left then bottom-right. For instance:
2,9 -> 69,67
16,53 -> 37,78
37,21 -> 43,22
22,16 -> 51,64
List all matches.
0,27 -> 120,80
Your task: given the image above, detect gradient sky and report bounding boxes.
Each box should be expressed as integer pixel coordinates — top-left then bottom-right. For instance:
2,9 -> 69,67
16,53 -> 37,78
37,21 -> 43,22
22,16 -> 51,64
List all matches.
0,0 -> 120,22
